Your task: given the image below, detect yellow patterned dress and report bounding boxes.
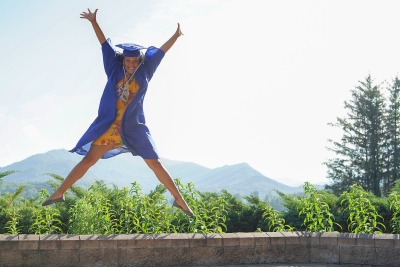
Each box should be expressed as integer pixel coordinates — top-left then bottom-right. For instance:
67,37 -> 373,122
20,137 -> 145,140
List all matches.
92,76 -> 139,148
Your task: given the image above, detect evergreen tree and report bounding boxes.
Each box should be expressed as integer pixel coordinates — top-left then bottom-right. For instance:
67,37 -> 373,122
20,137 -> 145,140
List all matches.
325,75 -> 386,196
382,76 -> 400,195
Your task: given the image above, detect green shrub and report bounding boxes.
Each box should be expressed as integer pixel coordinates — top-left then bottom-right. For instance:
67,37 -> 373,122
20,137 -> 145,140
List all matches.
340,185 -> 385,234
299,182 -> 341,233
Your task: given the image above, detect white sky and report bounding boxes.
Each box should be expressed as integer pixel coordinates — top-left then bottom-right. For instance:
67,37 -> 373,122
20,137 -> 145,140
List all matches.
1,0 -> 400,187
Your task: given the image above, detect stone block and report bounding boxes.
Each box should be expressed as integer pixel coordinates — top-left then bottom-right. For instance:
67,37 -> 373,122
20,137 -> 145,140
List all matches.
39,249 -> 79,267
338,233 -> 356,246
221,233 -> 239,246
39,234 -> 60,250
206,233 -> 222,247
393,234 -> 400,248
236,232 -> 255,246
153,233 -> 172,248
267,232 -> 285,245
285,244 -> 309,263
118,234 -> 154,249
320,232 -> 339,246
168,233 -> 190,248
97,234 -> 118,249
310,245 -> 339,264
154,247 -> 190,266
79,235 -> 99,249
18,234 -> 39,250
0,235 -> 18,250
59,234 -> 79,250
309,232 -> 320,245
355,233 -> 374,247
79,248 -> 118,267
188,233 -> 206,247
376,247 -> 400,266
339,246 -> 376,265
251,232 -> 270,246
295,231 -> 309,245
118,248 -> 154,267
223,245 -> 257,265
0,250 -> 39,267
255,244 -> 285,263
190,246 -> 224,266
281,231 -> 300,245
374,234 -> 394,247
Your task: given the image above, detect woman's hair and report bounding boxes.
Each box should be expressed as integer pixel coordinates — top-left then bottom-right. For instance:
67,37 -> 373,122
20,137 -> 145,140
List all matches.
116,51 -> 145,64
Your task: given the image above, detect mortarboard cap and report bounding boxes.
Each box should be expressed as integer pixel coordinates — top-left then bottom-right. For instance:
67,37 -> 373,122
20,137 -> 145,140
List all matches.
116,43 -> 147,57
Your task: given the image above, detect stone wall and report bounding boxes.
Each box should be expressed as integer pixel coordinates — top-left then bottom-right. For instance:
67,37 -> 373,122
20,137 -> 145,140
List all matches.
0,232 -> 399,266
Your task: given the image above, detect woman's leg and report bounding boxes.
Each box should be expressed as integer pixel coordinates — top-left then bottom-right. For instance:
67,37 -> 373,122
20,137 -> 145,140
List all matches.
45,144 -> 114,200
143,159 -> 193,213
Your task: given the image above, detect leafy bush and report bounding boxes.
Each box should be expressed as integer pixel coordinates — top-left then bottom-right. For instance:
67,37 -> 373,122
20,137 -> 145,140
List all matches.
262,204 -> 294,232
299,182 -> 341,233
340,184 -> 386,234
3,170 -> 400,234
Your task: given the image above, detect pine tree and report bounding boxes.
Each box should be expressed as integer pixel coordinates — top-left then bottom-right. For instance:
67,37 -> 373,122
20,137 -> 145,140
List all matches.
382,76 -> 400,195
325,75 -> 386,196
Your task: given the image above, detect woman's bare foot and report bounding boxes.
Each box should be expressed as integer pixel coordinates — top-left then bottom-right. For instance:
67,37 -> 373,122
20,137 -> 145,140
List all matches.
173,198 -> 194,217
42,194 -> 65,206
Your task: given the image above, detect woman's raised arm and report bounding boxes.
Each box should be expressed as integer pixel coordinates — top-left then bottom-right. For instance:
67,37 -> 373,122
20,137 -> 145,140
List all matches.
80,8 -> 106,44
160,23 -> 183,53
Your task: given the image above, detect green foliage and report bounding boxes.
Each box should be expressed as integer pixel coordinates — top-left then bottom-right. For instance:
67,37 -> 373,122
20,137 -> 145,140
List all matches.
114,181 -> 173,234
0,170 -> 18,180
29,189 -> 63,234
0,172 -> 26,235
275,190 -> 305,230
299,182 -> 341,233
391,179 -> 400,194
3,170 -> 400,234
340,184 -> 385,234
262,205 -> 294,232
67,178 -> 228,235
68,181 -> 115,234
325,75 -> 400,196
388,190 -> 400,233
172,179 -> 227,233
4,208 -> 21,234
382,77 -> 400,195
44,173 -> 87,199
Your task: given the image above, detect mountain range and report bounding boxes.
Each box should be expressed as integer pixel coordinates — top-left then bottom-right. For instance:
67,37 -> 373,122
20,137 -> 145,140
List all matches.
0,149 -> 325,198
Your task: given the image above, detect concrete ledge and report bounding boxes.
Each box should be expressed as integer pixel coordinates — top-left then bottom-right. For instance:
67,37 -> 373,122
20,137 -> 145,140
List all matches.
0,232 -> 399,266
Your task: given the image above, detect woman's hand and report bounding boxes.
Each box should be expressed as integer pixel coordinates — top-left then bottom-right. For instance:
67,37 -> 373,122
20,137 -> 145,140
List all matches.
160,23 -> 184,53
80,8 -> 98,23
80,8 -> 105,44
175,23 -> 184,37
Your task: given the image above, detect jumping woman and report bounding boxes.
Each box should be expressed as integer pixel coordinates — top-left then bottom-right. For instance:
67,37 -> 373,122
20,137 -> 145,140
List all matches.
42,8 -> 194,217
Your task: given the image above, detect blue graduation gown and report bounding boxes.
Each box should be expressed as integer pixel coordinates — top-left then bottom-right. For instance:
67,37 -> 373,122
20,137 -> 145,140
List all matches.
69,38 -> 165,159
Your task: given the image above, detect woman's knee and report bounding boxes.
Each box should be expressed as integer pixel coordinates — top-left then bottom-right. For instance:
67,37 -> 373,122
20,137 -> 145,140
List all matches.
80,144 -> 111,167
81,155 -> 98,166
145,159 -> 163,171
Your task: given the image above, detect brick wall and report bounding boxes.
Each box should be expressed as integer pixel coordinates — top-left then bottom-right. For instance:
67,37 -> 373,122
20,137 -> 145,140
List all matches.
0,232 -> 400,266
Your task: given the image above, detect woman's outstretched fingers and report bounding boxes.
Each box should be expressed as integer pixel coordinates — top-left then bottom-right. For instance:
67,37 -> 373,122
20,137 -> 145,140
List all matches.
177,23 -> 184,36
80,8 -> 98,22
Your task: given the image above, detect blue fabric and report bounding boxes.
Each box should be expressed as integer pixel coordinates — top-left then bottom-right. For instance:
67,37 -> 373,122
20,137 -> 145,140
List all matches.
123,50 -> 141,57
69,38 -> 165,159
116,43 -> 147,57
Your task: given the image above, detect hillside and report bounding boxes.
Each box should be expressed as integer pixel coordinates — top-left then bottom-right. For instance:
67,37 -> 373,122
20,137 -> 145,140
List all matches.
0,149 -> 322,198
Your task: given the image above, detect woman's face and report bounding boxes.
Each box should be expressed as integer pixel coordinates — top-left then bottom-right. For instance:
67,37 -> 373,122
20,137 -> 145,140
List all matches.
124,57 -> 140,74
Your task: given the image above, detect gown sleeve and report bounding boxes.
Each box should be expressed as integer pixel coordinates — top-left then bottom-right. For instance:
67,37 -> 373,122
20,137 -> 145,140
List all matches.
143,46 -> 165,81
101,38 -> 119,77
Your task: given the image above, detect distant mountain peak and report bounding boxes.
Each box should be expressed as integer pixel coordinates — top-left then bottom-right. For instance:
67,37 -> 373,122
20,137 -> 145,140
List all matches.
0,149 -> 312,197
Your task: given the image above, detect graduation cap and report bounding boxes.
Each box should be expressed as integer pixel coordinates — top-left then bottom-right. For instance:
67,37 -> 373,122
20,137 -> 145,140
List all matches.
116,43 -> 147,57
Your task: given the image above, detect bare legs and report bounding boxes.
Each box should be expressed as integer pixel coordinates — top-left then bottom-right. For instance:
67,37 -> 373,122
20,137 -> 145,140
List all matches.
143,159 -> 193,213
45,144 -> 114,200
44,146 -> 193,215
